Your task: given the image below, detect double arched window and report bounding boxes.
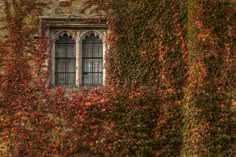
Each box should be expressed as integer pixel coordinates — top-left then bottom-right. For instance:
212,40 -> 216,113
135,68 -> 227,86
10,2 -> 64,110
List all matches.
54,31 -> 104,87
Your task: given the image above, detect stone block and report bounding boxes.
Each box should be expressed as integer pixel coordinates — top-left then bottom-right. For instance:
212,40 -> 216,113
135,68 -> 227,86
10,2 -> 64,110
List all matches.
59,0 -> 72,7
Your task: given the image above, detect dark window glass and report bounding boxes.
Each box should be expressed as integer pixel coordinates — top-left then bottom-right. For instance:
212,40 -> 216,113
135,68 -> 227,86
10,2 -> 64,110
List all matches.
82,34 -> 103,86
55,34 -> 76,86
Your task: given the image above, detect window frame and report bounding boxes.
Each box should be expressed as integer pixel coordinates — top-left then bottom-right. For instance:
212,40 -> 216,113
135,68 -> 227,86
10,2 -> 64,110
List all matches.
79,31 -> 106,87
40,16 -> 108,88
81,34 -> 103,86
55,34 -> 76,87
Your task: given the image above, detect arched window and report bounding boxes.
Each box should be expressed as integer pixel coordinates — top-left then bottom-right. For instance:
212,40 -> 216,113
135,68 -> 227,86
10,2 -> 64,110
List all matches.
82,34 -> 103,86
55,34 -> 76,86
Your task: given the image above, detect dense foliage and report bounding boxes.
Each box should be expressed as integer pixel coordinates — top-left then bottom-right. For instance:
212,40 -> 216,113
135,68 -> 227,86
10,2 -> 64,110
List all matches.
0,0 -> 235,156
182,1 -> 236,156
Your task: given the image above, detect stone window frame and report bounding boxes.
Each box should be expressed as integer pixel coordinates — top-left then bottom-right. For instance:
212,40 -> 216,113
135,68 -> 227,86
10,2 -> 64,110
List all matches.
40,16 -> 108,88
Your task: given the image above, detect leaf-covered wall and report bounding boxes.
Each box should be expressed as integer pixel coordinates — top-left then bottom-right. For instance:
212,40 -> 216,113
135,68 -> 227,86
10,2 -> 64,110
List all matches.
0,0 -> 235,156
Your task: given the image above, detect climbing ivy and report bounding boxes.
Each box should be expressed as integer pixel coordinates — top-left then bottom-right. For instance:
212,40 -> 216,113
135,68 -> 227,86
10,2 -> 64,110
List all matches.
0,0 -> 235,156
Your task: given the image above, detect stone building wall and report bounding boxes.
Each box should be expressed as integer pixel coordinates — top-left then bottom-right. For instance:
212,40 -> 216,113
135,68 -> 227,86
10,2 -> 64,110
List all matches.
0,1 -> 6,37
0,0 -> 103,37
42,0 -> 103,16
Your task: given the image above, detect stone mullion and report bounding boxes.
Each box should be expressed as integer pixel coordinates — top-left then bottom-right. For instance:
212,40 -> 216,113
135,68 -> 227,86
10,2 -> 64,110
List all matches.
75,31 -> 80,87
51,33 -> 56,86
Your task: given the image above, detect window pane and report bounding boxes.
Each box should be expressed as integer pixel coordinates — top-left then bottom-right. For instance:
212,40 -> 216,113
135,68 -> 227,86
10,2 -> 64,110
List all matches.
93,44 -> 101,57
87,43 -> 93,57
83,59 -> 92,72
66,59 -> 75,72
56,73 -> 65,85
66,73 -> 75,86
91,59 -> 103,72
98,73 -> 103,85
82,44 -> 86,57
66,44 -> 75,58
99,60 -> 103,72
98,44 -> 103,57
93,73 -> 100,85
93,59 -> 101,72
56,59 -> 65,72
55,44 -> 65,58
82,73 -> 92,85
